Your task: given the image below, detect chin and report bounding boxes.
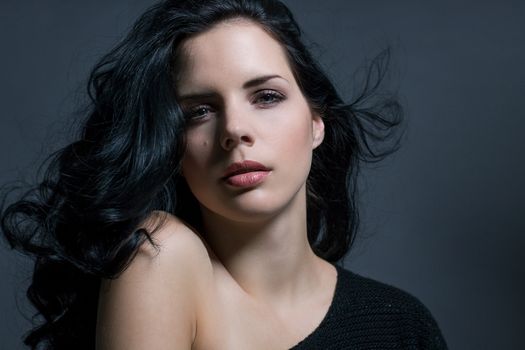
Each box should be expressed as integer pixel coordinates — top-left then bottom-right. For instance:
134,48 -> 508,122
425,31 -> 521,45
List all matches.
203,186 -> 307,223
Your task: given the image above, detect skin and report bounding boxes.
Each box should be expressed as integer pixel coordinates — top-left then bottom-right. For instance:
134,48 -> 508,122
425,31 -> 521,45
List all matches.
175,18 -> 337,336
94,19 -> 340,350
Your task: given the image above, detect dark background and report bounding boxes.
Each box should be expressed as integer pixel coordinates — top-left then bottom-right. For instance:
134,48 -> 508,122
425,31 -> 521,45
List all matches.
1,0 -> 524,349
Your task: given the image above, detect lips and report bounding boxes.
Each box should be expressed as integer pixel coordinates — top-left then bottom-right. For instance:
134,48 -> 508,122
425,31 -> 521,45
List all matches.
222,160 -> 271,188
222,160 -> 271,180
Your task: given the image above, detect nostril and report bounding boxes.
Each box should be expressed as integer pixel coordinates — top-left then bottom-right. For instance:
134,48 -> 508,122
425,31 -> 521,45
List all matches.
240,135 -> 252,144
225,138 -> 234,148
222,136 -> 238,150
221,134 -> 253,150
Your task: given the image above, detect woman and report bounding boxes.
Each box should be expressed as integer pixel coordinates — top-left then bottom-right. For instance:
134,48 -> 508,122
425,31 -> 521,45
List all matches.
0,0 -> 447,349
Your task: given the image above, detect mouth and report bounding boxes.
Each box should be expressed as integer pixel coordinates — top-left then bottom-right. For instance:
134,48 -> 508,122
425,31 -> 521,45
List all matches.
222,160 -> 271,179
222,160 -> 271,187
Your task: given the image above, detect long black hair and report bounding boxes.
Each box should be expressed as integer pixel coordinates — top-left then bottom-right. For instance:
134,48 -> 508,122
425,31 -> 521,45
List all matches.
0,0 -> 403,348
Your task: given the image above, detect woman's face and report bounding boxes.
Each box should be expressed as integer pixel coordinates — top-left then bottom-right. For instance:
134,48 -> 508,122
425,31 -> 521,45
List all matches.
175,20 -> 324,222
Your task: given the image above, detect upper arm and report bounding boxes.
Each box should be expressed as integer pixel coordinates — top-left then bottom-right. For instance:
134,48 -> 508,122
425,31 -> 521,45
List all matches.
95,214 -> 213,350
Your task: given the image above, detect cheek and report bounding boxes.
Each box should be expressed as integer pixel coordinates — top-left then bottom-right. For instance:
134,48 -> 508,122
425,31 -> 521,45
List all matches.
273,106 -> 313,152
182,132 -> 213,176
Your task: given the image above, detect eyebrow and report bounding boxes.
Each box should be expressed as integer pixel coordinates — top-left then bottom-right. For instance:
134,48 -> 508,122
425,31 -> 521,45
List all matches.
242,74 -> 287,89
178,74 -> 288,102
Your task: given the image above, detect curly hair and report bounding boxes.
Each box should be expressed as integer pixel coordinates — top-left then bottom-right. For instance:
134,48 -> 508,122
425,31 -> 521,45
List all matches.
0,0 -> 403,348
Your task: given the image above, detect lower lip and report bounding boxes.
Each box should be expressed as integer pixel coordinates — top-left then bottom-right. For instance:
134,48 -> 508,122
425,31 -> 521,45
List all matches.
224,171 -> 270,187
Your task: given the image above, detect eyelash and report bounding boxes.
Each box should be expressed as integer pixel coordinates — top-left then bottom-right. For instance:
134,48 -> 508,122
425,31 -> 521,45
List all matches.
253,90 -> 285,106
184,90 -> 286,121
185,106 -> 213,121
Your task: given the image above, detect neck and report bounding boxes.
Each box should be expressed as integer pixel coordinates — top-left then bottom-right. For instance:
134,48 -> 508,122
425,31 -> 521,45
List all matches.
200,185 -> 326,310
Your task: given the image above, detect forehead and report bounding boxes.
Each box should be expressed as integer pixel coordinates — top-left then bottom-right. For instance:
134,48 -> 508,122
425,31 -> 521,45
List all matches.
175,20 -> 295,90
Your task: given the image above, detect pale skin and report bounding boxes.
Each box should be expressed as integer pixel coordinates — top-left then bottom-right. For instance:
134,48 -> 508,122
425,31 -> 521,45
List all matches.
96,19 -> 338,350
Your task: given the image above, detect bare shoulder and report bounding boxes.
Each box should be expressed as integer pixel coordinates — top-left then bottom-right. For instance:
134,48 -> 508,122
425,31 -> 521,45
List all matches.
136,210 -> 214,264
96,211 -> 213,350
127,210 -> 214,290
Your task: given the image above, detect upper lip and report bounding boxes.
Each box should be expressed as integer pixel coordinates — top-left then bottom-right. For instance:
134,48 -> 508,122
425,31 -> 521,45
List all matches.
222,160 -> 270,179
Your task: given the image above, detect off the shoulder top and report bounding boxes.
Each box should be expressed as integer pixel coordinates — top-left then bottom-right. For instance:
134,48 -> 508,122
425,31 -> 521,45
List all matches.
289,264 -> 448,349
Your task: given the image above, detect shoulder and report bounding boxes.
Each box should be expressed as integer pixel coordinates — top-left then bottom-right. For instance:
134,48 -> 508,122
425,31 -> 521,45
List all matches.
335,266 -> 448,348
135,210 -> 215,267
129,210 -> 215,289
339,267 -> 430,312
96,211 -> 214,349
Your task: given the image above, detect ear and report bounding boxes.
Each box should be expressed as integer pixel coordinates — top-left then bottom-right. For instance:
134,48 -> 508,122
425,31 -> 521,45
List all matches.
311,112 -> 325,150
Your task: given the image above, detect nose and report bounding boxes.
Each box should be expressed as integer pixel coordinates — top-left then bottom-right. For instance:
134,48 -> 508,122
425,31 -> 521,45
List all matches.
219,105 -> 255,151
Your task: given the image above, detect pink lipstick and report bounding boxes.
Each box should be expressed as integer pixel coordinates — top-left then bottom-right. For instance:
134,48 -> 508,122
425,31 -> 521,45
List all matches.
222,160 -> 271,187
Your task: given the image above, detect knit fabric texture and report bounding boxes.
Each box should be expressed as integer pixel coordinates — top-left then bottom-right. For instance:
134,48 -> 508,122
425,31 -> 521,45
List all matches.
289,264 -> 448,349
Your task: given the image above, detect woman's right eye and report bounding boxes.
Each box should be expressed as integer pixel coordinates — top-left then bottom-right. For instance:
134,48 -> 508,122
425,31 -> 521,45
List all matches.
185,105 -> 214,121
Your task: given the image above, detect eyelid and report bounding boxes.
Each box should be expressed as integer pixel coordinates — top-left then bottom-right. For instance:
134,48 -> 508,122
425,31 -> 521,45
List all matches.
184,103 -> 215,122
255,88 -> 284,96
252,89 -> 286,104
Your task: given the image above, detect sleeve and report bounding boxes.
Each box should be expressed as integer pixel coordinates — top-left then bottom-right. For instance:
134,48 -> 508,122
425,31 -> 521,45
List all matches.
409,296 -> 449,350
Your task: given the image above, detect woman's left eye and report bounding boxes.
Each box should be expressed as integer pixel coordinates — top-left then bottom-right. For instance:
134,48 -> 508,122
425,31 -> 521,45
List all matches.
254,90 -> 285,106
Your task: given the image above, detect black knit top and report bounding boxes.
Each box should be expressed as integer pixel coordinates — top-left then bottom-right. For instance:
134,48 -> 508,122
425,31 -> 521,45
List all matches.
289,264 -> 448,349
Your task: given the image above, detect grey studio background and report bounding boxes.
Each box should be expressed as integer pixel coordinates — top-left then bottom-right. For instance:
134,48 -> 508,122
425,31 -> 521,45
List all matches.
1,0 -> 523,349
